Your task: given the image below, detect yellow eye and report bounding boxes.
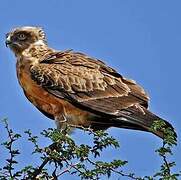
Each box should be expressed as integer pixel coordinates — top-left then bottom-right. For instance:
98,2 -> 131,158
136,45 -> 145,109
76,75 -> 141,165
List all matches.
18,33 -> 26,40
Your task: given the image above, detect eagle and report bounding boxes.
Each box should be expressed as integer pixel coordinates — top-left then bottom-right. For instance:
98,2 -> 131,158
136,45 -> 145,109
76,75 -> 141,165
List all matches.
5,26 -> 176,139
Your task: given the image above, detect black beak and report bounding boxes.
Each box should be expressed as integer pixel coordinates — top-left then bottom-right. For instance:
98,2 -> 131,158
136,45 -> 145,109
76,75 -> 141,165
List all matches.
5,33 -> 12,47
5,40 -> 11,47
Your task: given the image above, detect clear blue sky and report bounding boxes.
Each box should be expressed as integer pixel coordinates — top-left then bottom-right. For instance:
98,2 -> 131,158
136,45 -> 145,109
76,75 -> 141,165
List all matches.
0,0 -> 180,179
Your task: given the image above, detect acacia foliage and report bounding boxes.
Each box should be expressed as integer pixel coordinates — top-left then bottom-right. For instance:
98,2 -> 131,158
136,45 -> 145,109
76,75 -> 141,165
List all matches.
0,119 -> 180,180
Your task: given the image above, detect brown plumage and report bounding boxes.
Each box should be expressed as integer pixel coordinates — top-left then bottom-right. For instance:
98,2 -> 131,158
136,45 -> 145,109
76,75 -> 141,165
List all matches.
6,26 -> 176,138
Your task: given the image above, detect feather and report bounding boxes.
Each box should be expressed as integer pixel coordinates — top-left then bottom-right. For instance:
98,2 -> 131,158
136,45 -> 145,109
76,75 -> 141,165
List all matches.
7,26 -> 176,139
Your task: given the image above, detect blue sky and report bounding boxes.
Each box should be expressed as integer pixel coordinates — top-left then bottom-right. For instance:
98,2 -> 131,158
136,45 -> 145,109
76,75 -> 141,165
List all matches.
0,0 -> 180,179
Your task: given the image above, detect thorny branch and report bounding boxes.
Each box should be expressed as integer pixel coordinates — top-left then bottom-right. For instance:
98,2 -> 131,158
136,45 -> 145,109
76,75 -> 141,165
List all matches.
5,120 -> 14,179
0,120 -> 180,180
27,158 -> 49,180
162,142 -> 171,176
86,158 -> 140,180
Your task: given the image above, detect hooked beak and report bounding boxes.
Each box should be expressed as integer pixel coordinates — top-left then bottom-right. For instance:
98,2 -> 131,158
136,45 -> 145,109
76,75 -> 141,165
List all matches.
5,34 -> 12,47
5,40 -> 11,47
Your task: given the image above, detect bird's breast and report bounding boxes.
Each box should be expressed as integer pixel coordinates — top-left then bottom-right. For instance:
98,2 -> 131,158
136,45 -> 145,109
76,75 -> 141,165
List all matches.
16,59 -> 93,126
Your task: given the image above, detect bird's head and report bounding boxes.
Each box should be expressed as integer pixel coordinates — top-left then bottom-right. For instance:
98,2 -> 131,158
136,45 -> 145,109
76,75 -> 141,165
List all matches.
5,26 -> 47,55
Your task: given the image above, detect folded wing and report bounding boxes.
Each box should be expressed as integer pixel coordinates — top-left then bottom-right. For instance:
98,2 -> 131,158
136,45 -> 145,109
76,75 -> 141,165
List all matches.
30,51 -> 149,116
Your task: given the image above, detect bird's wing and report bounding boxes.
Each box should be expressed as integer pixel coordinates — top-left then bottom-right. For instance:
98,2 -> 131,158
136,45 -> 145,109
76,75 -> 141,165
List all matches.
30,51 -> 149,116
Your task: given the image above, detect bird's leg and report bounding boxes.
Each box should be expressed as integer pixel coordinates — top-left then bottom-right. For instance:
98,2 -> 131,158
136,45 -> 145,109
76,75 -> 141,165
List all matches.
55,113 -> 68,129
51,104 -> 68,129
55,114 -> 75,134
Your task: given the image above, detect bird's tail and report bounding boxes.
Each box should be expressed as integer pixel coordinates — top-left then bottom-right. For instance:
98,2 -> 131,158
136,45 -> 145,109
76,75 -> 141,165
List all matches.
110,106 -> 177,139
92,105 -> 177,139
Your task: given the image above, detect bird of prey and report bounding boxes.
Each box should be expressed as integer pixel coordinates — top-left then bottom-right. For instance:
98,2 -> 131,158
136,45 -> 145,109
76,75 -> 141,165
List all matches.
6,26 -> 175,139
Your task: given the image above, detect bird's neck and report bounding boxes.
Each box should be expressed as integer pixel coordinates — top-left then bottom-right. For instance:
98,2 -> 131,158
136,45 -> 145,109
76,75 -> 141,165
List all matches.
17,41 -> 54,62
